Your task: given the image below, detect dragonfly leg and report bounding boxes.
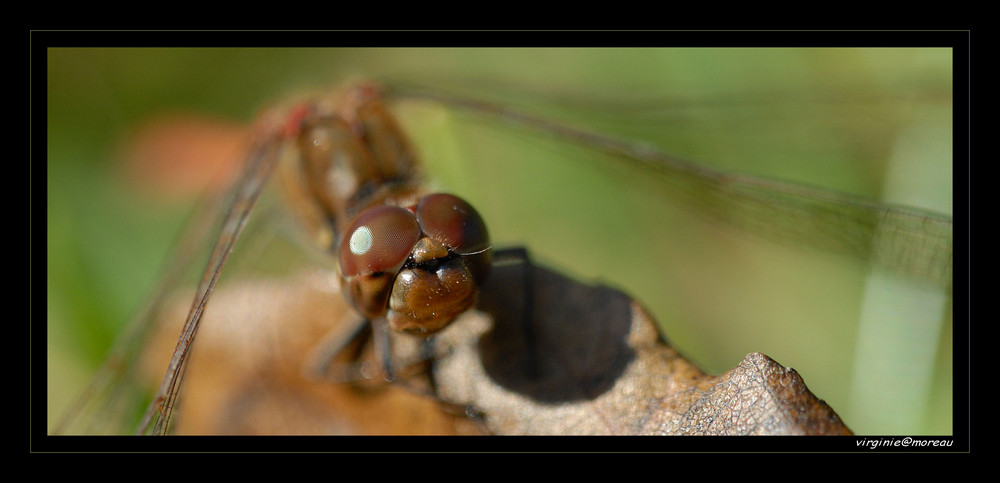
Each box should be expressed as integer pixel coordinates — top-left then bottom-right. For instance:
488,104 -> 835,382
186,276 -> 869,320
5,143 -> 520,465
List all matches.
308,313 -> 435,386
305,316 -> 382,384
370,316 -> 397,382
492,246 -> 538,380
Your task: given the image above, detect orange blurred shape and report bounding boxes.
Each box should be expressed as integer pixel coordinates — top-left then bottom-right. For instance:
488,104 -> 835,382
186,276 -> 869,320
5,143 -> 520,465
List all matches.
118,113 -> 252,200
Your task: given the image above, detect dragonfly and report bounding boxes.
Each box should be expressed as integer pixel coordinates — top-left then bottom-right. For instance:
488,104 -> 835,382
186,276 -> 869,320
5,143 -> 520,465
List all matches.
50,60 -> 955,435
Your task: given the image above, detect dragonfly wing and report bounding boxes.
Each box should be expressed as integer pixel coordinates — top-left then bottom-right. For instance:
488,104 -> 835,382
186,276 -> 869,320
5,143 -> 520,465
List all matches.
395,87 -> 953,290
138,128 -> 287,435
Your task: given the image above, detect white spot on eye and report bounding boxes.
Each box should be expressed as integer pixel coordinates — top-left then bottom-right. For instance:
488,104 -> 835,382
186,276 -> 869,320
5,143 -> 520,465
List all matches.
349,226 -> 374,255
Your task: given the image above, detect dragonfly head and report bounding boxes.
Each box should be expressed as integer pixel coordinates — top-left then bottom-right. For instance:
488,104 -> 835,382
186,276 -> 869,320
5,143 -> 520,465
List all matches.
339,193 -> 491,334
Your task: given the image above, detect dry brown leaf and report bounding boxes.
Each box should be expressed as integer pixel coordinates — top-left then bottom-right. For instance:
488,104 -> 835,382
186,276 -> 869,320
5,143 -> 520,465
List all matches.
432,259 -> 853,435
144,271 -> 480,435
146,260 -> 850,435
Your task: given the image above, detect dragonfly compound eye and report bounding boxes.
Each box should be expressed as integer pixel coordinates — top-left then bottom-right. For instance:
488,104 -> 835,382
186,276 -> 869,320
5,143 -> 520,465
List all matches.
339,194 -> 493,334
415,193 -> 492,283
384,194 -> 493,333
339,205 -> 421,319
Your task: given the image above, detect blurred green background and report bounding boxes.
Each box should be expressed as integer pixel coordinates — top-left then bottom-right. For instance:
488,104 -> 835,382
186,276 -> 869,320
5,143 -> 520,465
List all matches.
47,46 -> 955,434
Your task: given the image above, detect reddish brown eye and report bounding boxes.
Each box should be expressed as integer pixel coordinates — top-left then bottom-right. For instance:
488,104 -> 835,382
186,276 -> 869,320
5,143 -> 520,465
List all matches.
339,194 -> 492,328
339,205 -> 421,278
415,193 -> 490,255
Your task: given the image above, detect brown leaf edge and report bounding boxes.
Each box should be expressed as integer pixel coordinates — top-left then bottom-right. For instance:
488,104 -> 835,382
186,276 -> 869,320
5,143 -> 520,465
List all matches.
141,261 -> 852,436
428,259 -> 854,436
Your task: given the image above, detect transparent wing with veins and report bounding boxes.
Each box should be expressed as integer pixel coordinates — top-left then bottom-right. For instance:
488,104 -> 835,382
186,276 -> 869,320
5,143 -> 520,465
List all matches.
396,87 -> 953,290
138,108 -> 299,435
56,82 -> 953,435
